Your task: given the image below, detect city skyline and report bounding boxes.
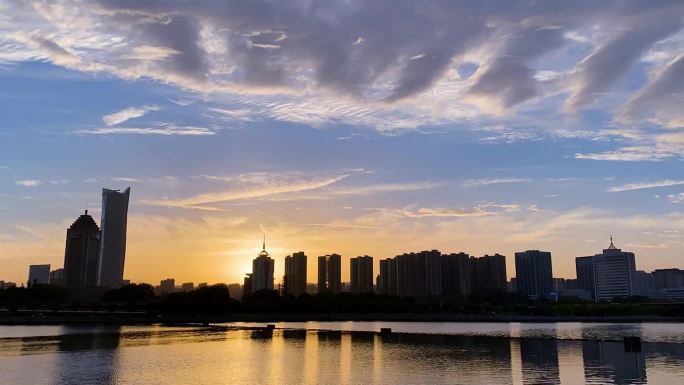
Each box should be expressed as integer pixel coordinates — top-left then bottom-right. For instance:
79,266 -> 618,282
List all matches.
2,1 -> 684,286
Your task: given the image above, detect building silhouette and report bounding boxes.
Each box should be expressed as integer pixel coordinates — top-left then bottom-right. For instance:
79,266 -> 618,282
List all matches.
378,258 -> 397,295
350,255 -> 373,294
49,268 -> 64,286
251,237 -> 274,292
575,237 -> 637,301
243,274 -> 253,296
180,282 -> 194,292
284,251 -> 307,297
395,250 -> 443,297
442,252 -> 471,298
97,187 -> 130,288
28,264 -> 50,286
318,254 -> 341,293
471,254 -> 507,294
652,268 -> 684,289
158,278 -> 175,295
515,250 -> 553,299
575,256 -> 595,299
63,210 -> 101,293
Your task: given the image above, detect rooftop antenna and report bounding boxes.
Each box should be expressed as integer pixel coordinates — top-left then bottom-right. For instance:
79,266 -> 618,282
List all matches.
262,234 -> 266,251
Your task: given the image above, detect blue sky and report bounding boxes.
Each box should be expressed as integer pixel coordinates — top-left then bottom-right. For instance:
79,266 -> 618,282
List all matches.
1,1 -> 683,285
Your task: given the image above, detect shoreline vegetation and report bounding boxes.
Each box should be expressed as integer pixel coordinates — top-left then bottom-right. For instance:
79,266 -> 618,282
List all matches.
2,283 -> 683,325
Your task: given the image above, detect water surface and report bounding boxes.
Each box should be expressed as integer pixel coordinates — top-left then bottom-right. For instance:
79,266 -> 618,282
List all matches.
1,323 -> 683,384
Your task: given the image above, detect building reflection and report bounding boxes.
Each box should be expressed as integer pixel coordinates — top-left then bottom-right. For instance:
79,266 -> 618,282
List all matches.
519,339 -> 561,384
582,340 -> 647,384
52,326 -> 122,385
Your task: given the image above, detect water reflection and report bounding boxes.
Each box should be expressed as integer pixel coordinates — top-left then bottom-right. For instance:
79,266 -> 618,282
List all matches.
0,325 -> 683,384
52,326 -> 121,385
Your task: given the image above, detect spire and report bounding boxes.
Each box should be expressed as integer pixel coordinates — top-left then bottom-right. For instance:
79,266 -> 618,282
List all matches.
608,234 -> 617,249
262,234 -> 266,251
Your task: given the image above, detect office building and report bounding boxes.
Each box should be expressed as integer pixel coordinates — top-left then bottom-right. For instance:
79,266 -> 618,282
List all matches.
284,251 -> 307,297
318,254 -> 341,293
575,256 -> 595,299
63,210 -> 101,293
515,250 -> 553,299
471,254 -> 507,294
28,264 -> 50,286
49,268 -> 64,286
442,252 -> 471,298
98,187 -> 130,288
592,237 -> 637,301
350,255 -> 373,294
251,237 -> 274,292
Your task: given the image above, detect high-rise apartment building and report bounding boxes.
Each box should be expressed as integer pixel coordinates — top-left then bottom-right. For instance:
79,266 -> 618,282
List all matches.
378,258 -> 397,295
442,252 -> 471,298
284,251 -> 307,297
575,256 -> 595,299
515,250 -> 553,299
28,264 -> 50,286
98,187 -> 130,288
471,254 -> 507,294
350,255 -> 373,294
318,254 -> 341,293
63,210 -> 101,293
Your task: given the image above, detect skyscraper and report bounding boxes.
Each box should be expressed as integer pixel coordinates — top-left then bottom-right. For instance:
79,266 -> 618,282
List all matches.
63,210 -> 100,293
284,251 -> 307,297
515,250 -> 553,299
350,255 -> 373,294
28,264 -> 50,286
98,187 -> 130,288
318,254 -> 341,293
251,237 -> 275,292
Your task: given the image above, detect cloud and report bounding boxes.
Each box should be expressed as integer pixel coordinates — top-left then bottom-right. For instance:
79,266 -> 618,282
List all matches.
401,203 -> 521,218
143,173 -> 350,209
462,178 -> 531,187
1,0 -> 683,132
608,180 -> 684,192
618,54 -> 684,128
667,193 -> 684,203
113,177 -> 140,183
563,19 -> 682,111
15,179 -> 41,187
102,105 -> 160,126
74,125 -> 215,136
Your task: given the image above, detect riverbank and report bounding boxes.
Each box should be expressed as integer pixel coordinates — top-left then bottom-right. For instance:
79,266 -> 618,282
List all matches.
2,312 -> 684,325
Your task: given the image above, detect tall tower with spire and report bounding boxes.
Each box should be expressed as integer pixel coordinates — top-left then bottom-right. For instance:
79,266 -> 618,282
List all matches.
252,235 -> 274,292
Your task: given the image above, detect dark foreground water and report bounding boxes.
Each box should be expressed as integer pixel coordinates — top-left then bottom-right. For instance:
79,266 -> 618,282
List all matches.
1,322 -> 683,384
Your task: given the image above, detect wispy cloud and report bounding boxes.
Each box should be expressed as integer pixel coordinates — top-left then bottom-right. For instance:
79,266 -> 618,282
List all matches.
667,193 -> 684,203
608,180 -> 684,192
401,203 -> 521,218
113,177 -> 140,183
15,179 -> 41,187
462,178 -> 531,187
74,125 -> 215,136
102,105 -> 160,126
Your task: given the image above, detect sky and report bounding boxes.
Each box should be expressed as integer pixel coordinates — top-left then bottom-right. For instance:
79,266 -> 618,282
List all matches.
1,0 -> 683,286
